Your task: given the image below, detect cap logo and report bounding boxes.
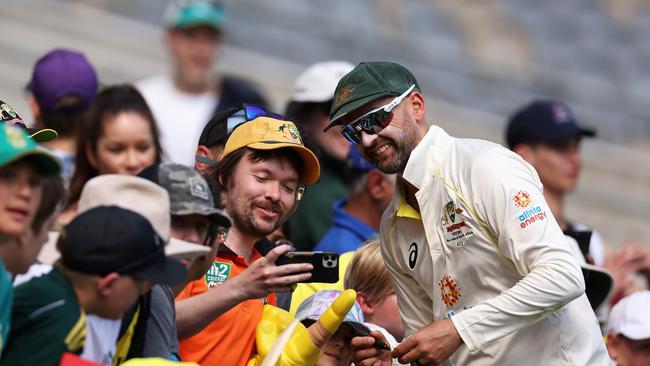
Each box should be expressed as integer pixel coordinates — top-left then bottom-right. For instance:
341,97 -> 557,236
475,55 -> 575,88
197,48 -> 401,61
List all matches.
0,103 -> 17,120
5,126 -> 27,148
188,176 -> 209,200
276,123 -> 303,144
334,86 -> 355,107
552,104 -> 572,124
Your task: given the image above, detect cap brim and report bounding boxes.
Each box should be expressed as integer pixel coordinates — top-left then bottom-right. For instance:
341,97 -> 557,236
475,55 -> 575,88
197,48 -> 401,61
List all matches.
248,142 -> 321,185
172,207 -> 232,228
582,263 -> 613,310
165,237 -> 211,261
325,92 -> 394,131
131,254 -> 187,286
2,148 -> 61,176
27,128 -> 58,143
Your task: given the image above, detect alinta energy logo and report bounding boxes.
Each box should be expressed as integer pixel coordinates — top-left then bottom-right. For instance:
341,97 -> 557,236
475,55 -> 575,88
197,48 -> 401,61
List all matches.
514,190 -> 547,229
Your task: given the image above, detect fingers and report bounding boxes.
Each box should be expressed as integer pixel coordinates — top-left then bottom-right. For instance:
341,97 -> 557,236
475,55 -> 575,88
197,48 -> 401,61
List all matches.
265,244 -> 292,263
351,335 -> 391,366
275,262 -> 313,276
392,336 -> 417,360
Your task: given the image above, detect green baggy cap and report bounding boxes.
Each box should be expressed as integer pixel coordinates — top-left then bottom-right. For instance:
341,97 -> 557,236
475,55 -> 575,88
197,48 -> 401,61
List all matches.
0,124 -> 61,175
326,62 -> 420,130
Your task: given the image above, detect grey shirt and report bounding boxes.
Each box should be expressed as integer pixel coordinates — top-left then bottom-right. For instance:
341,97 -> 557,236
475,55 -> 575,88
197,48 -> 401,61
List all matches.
142,285 -> 179,359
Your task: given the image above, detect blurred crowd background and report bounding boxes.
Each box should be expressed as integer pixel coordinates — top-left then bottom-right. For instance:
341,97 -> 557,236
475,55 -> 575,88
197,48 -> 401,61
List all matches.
1,0 -> 649,249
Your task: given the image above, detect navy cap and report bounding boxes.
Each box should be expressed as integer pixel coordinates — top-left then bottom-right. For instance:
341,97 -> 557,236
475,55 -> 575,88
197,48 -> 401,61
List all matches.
506,100 -> 596,149
61,206 -> 186,285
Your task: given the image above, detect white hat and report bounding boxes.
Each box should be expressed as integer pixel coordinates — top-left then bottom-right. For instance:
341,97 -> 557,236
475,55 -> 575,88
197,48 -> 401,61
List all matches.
565,236 -> 613,310
607,291 -> 650,340
291,61 -> 355,103
38,175 -> 210,265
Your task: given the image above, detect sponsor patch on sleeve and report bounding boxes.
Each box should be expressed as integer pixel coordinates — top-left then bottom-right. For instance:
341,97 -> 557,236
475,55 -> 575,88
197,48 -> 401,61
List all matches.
513,190 -> 548,229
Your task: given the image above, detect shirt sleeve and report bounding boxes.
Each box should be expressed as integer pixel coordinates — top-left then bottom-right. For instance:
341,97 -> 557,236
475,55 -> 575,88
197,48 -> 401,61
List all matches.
141,286 -> 179,359
380,217 -> 434,338
450,150 -> 585,352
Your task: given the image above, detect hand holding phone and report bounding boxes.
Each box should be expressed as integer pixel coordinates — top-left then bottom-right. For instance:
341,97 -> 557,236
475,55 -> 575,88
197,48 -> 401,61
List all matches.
275,251 -> 339,283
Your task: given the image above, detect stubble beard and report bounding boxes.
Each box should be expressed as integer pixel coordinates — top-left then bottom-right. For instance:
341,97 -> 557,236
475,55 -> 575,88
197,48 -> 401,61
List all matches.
226,196 -> 283,238
374,128 -> 418,174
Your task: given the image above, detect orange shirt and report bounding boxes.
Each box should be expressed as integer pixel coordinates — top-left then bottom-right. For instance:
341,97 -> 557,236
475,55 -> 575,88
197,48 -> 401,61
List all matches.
176,241 -> 276,366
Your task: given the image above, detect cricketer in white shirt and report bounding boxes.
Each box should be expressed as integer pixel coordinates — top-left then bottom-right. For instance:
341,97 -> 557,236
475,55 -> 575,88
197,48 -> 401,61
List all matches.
380,125 -> 611,365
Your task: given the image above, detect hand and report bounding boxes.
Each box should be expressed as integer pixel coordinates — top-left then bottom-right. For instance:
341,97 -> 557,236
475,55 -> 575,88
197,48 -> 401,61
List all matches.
605,242 -> 650,298
351,331 -> 392,366
232,244 -> 313,299
392,319 -> 463,365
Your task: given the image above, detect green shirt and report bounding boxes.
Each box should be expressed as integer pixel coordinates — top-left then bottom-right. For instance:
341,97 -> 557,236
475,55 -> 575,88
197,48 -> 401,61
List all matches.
1,268 -> 85,366
288,153 -> 348,250
0,261 -> 12,358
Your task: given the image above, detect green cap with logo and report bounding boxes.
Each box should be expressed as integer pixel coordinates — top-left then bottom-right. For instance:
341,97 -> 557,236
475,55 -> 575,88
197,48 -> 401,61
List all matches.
0,124 -> 61,175
326,62 -> 421,130
145,162 -> 231,228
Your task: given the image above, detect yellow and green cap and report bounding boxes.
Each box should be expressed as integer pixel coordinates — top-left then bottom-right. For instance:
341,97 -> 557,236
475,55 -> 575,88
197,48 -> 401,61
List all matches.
221,117 -> 320,185
0,124 -> 61,175
326,61 -> 421,130
0,100 -> 58,142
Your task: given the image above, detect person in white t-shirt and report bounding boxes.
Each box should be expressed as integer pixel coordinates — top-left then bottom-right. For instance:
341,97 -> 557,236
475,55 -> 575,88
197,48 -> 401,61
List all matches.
137,0 -> 267,166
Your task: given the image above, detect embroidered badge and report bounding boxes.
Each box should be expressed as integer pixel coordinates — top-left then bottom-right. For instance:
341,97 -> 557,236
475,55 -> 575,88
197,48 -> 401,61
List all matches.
6,126 -> 27,148
439,275 -> 461,308
188,176 -> 209,200
334,86 -> 355,107
205,262 -> 231,288
513,191 -> 532,209
442,201 -> 473,247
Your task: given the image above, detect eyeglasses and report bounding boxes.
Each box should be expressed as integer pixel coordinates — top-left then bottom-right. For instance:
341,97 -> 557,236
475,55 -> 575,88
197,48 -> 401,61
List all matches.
341,85 -> 415,145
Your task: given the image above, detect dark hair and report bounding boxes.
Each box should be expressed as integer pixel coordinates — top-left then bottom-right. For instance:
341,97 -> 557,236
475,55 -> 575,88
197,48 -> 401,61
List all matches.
67,84 -> 163,206
216,147 -> 305,191
284,101 -> 331,127
31,175 -> 66,233
37,95 -> 89,138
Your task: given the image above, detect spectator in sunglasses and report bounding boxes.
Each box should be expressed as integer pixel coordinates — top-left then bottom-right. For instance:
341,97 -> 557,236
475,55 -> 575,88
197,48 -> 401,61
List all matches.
137,0 -> 268,166
326,62 -> 609,366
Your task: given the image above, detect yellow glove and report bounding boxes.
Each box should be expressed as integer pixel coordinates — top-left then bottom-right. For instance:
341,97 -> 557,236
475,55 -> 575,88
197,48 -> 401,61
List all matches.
248,289 -> 357,366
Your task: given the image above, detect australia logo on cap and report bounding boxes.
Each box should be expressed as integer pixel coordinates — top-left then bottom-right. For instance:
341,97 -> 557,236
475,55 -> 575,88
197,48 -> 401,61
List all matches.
277,123 -> 302,144
334,86 -> 355,107
0,103 -> 17,120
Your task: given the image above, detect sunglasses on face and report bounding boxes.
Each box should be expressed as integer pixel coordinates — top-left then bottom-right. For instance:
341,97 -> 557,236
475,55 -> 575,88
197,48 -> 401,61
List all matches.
341,85 -> 415,145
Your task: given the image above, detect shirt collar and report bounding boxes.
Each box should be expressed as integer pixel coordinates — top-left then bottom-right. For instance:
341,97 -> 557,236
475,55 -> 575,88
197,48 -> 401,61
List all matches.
402,125 -> 451,189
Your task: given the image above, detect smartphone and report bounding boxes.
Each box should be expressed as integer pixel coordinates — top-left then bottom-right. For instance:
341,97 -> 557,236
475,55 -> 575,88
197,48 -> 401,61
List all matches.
275,251 -> 339,283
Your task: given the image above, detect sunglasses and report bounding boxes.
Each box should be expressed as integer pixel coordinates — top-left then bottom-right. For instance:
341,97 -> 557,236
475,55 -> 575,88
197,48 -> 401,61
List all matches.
341,85 -> 415,145
196,104 -> 284,165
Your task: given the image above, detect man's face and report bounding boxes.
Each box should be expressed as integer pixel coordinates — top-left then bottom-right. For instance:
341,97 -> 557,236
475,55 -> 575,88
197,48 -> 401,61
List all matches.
166,26 -> 220,87
520,138 -> 583,194
171,214 -> 224,281
340,96 -> 420,174
0,160 -> 43,238
308,115 -> 350,162
223,151 -> 299,237
608,334 -> 650,366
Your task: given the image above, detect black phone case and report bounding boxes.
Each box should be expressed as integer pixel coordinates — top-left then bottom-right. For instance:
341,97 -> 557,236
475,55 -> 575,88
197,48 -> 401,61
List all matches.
275,252 -> 339,283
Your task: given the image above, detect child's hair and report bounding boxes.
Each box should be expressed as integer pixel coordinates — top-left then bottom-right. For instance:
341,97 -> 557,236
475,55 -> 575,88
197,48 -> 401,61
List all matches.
31,175 -> 66,233
344,240 -> 395,305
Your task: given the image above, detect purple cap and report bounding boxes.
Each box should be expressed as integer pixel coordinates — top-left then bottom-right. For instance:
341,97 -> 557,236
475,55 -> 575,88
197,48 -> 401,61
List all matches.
27,48 -> 98,112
